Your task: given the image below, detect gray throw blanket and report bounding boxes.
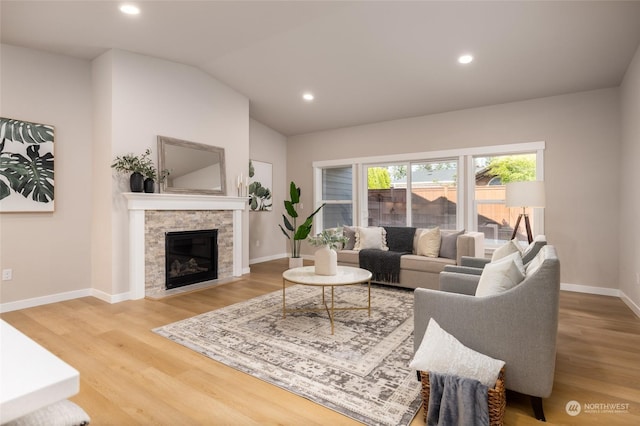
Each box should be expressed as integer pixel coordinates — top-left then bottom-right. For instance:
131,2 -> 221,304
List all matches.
427,372 -> 489,426
359,249 -> 405,283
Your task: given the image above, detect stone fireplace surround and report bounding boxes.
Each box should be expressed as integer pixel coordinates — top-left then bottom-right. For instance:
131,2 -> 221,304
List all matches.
124,193 -> 247,299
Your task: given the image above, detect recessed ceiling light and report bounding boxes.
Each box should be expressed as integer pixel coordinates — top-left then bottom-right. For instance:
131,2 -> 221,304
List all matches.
458,54 -> 474,64
302,93 -> 314,102
120,4 -> 140,15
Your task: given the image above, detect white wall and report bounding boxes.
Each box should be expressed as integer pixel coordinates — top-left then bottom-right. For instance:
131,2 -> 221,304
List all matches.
93,49 -> 250,297
288,88 -> 622,291
620,44 -> 640,315
249,119 -> 287,263
0,44 -> 93,306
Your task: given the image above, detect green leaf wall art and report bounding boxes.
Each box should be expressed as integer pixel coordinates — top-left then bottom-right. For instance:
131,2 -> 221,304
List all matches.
248,159 -> 273,211
0,117 -> 55,212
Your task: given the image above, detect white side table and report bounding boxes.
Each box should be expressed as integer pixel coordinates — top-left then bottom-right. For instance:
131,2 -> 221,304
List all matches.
0,320 -> 80,423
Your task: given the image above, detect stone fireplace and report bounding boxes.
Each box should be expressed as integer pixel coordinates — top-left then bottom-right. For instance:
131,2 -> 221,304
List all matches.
124,193 -> 246,299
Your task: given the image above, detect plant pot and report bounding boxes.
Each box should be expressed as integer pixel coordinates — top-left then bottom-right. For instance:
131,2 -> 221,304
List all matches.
144,178 -> 155,193
314,245 -> 337,276
130,172 -> 144,192
288,257 -> 304,269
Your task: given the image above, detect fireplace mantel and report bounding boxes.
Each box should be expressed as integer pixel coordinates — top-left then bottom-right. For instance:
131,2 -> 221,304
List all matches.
124,193 -> 247,299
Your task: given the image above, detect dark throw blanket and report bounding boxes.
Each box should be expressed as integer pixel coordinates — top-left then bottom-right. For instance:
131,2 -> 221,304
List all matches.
358,227 -> 416,283
427,372 -> 489,426
359,249 -> 405,283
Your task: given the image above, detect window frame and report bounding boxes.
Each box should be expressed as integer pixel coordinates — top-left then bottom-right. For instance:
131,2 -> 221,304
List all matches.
313,141 -> 545,238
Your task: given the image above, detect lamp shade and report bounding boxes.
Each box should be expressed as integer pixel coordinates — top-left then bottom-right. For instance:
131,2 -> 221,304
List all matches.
505,181 -> 545,208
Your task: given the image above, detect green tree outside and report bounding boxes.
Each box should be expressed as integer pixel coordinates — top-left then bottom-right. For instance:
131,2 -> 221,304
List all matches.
487,154 -> 536,183
368,167 -> 391,189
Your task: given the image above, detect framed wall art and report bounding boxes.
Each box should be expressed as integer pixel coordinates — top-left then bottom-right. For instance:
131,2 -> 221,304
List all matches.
248,159 -> 272,211
0,117 -> 55,212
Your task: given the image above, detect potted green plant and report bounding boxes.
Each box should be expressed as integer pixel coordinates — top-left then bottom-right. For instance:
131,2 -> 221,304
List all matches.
111,148 -> 154,193
308,227 -> 349,275
140,162 -> 170,194
279,181 -> 325,268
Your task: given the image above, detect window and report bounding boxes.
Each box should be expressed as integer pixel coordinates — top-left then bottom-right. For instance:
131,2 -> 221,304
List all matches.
366,165 -> 406,227
314,142 -> 544,242
410,160 -> 458,229
319,166 -> 353,229
473,153 -> 539,245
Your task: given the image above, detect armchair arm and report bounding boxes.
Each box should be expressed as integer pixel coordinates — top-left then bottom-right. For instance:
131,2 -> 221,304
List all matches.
443,265 -> 483,276
460,256 -> 491,268
439,271 -> 481,295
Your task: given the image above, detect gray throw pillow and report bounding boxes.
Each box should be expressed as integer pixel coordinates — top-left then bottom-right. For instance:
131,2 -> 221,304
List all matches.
342,226 -> 356,250
439,229 -> 464,260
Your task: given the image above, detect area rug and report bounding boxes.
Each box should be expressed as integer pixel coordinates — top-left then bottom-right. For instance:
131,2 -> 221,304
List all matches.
153,284 -> 422,426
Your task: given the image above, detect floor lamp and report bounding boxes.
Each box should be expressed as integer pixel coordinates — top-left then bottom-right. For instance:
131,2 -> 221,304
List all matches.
505,181 -> 545,244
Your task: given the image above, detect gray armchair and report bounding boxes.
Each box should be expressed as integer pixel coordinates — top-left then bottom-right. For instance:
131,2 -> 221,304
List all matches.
414,245 -> 560,421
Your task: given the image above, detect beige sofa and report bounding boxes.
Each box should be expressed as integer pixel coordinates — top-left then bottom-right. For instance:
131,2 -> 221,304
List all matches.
337,229 -> 484,290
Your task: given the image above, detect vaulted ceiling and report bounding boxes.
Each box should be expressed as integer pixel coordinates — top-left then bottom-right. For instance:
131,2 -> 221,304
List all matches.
2,1 -> 640,136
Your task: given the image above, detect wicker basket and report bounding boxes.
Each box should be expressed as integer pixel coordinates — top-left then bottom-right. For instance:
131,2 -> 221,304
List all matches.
420,368 -> 506,426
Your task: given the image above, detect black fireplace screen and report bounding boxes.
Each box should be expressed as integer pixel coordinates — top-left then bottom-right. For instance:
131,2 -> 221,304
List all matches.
165,229 -> 218,290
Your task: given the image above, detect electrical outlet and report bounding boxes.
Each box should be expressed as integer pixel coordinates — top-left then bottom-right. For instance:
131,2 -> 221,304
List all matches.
2,269 -> 12,281
256,240 -> 261,247
636,272 -> 640,286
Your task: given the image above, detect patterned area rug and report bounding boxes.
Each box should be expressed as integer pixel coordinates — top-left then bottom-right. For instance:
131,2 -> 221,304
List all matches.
153,284 -> 422,426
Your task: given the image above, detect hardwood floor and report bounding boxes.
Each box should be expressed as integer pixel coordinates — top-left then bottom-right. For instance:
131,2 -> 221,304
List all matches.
2,259 -> 639,425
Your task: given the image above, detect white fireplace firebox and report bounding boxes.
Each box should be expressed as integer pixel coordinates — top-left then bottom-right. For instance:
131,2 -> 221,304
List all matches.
124,193 -> 247,299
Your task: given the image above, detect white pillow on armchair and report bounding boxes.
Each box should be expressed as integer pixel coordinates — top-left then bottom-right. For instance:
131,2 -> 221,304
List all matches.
475,251 -> 525,297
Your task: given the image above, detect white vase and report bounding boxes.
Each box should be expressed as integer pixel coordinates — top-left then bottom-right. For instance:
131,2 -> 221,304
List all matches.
314,245 -> 337,276
289,257 -> 304,269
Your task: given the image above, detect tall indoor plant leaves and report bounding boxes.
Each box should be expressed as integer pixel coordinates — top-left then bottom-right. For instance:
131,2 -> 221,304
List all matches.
279,181 -> 325,258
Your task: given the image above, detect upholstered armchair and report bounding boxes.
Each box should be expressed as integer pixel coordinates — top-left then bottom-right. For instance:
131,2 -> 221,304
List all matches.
414,245 -> 560,421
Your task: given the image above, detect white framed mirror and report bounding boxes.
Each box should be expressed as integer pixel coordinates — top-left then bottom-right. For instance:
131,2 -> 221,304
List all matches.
157,135 -> 226,195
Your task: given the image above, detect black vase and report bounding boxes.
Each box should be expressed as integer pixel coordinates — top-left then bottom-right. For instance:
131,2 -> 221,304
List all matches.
130,172 -> 144,192
144,178 -> 155,194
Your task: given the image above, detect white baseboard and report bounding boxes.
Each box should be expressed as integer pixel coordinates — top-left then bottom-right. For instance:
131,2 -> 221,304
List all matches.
91,288 -> 131,304
620,290 -> 640,318
249,253 -> 288,265
0,288 -> 93,313
560,282 -> 621,297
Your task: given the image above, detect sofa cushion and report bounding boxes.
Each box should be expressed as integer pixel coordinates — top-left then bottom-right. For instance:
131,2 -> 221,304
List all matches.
401,254 -> 455,273
416,227 -> 441,257
475,252 -> 525,297
409,318 -> 505,388
342,226 -> 356,250
337,249 -> 360,264
384,226 -> 416,253
354,226 -> 388,251
439,229 -> 464,260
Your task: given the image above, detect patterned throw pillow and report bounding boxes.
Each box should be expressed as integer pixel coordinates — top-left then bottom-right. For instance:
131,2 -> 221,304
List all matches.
354,226 -> 389,251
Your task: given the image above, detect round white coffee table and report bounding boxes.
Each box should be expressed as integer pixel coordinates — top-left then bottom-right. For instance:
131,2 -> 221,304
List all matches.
282,266 -> 372,334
